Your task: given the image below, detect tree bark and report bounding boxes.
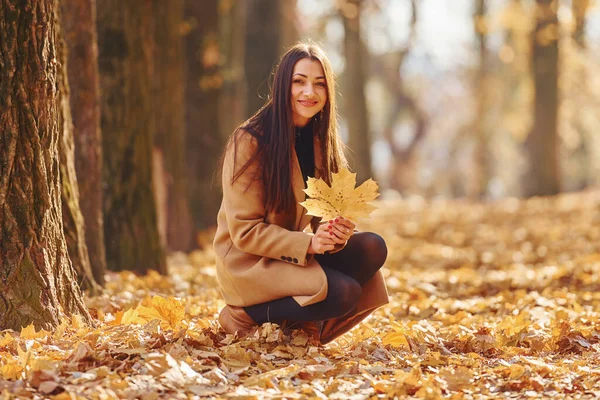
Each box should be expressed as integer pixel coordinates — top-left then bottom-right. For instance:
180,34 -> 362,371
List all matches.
0,0 -> 92,331
60,0 -> 106,286
184,0 -> 227,236
244,0 -> 281,118
524,0 -> 560,197
342,0 -> 373,184
97,0 -> 166,273
56,4 -> 99,293
153,0 -> 193,252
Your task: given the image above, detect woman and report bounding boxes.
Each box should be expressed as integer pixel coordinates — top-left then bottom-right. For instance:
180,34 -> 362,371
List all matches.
214,42 -> 388,344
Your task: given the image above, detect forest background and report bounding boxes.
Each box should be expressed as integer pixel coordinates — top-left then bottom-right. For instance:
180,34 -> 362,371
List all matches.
1,0 -> 600,398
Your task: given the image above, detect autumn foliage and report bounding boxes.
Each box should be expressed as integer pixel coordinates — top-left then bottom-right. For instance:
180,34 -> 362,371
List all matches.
1,192 -> 600,398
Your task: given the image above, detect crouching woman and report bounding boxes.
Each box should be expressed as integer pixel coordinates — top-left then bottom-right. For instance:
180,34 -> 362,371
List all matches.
213,42 -> 389,344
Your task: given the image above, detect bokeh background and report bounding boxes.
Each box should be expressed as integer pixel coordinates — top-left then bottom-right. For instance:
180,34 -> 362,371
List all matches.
192,0 -> 599,223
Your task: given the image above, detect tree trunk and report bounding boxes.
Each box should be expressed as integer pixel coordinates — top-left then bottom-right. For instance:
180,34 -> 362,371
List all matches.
571,0 -> 591,189
219,0 -> 247,139
524,0 -> 560,197
473,0 -> 490,198
97,0 -> 166,273
184,0 -> 227,237
0,0 -> 92,331
244,0 -> 281,118
56,4 -> 99,293
60,0 -> 106,286
342,1 -> 373,183
280,0 -> 299,49
153,0 -> 193,252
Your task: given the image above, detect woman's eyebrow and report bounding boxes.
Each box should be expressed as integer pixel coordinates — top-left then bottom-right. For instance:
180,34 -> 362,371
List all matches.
293,73 -> 326,80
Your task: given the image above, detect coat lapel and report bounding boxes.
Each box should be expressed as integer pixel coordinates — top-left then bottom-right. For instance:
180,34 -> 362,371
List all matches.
292,134 -> 323,231
291,148 -> 306,230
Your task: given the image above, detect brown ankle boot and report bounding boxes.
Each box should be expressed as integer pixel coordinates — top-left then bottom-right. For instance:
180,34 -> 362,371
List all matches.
218,305 -> 257,336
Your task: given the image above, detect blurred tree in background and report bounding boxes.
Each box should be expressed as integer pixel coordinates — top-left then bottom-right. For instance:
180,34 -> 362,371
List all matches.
184,0 -> 225,242
340,0 -> 373,183
56,5 -> 98,293
152,0 -> 193,252
98,0 -> 166,273
61,0 -> 106,287
524,0 -> 560,196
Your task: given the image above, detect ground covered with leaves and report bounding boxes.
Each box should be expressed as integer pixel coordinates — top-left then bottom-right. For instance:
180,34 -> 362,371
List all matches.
2,191 -> 600,399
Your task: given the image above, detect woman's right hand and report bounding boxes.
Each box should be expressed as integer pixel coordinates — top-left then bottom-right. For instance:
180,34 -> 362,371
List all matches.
307,222 -> 339,254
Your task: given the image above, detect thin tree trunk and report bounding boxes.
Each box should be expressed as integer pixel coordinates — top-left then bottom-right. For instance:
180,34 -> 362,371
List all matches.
280,0 -> 299,49
185,0 -> 226,235
571,0 -> 590,189
524,0 -> 560,197
153,0 -> 193,252
0,0 -> 92,331
97,0 -> 166,273
56,4 -> 99,293
245,0 -> 281,118
342,1 -> 373,183
219,0 -> 247,139
473,0 -> 490,198
61,0 -> 106,286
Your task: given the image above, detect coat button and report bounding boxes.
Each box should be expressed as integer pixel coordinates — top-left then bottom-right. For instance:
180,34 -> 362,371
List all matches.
293,258 -> 298,263
281,256 -> 286,261
286,257 -> 292,262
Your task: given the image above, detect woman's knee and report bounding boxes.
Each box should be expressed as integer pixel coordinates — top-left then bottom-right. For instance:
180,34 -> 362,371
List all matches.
356,232 -> 388,266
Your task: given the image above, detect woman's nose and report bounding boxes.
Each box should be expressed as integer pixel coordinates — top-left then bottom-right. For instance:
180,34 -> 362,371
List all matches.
303,84 -> 315,96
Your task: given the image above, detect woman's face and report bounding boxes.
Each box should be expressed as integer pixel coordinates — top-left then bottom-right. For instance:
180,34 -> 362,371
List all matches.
290,58 -> 327,127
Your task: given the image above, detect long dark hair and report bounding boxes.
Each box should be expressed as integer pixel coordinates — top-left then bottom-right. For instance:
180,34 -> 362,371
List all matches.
222,42 -> 347,214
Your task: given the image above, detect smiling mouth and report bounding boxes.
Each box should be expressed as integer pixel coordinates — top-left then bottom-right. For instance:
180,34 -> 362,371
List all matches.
298,100 -> 318,107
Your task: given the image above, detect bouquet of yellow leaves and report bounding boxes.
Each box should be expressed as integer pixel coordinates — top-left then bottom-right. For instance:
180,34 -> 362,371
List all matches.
299,167 -> 380,221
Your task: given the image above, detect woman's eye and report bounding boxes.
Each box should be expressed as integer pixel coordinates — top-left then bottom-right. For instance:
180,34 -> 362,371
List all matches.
293,79 -> 304,84
316,82 -> 326,87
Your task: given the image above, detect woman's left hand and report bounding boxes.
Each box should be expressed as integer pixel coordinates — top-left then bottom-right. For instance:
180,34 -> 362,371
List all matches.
326,216 -> 355,243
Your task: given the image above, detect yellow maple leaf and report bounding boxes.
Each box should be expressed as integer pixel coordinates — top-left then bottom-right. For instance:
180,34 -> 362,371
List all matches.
0,362 -> 23,380
20,323 -> 50,340
0,332 -> 14,347
137,296 -> 185,329
299,167 -> 379,221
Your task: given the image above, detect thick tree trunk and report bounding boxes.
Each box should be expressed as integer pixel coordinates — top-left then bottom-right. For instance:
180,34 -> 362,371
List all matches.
184,0 -> 226,236
244,0 -> 281,118
524,0 -> 560,197
342,1 -> 373,183
0,0 -> 92,331
60,0 -> 106,286
153,0 -> 193,252
97,0 -> 166,273
56,5 -> 99,293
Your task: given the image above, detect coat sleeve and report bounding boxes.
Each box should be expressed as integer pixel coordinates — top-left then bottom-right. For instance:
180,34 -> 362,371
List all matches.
222,131 -> 313,266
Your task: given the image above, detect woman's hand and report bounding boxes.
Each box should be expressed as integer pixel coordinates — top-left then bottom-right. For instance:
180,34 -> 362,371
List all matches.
327,216 -> 355,243
307,223 -> 337,254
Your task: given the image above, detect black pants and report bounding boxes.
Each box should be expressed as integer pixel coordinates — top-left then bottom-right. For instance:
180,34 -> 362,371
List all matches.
244,232 -> 387,324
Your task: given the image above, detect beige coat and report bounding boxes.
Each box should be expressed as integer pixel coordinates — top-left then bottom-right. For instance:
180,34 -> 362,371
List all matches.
213,130 -> 389,342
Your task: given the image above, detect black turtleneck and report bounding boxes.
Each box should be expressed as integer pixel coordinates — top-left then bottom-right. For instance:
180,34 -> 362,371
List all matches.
294,121 -> 315,185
